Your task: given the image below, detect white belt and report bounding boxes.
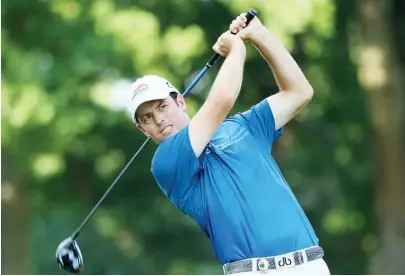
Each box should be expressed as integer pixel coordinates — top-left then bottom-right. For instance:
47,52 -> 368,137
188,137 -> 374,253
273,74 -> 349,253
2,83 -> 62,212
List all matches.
223,246 -> 324,274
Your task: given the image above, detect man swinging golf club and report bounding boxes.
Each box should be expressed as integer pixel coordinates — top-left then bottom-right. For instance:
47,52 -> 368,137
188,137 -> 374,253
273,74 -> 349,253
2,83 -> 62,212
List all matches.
127,13 -> 331,275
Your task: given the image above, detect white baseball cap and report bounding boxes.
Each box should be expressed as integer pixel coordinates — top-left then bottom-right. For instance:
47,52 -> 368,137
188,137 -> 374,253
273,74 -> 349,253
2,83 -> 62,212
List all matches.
127,75 -> 180,123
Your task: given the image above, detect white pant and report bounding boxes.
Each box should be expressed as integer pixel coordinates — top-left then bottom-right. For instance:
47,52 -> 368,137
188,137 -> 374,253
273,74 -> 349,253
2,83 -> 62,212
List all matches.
232,258 -> 330,275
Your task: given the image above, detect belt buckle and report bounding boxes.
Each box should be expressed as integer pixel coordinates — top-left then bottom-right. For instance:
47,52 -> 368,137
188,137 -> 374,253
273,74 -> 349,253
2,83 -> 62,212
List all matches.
258,258 -> 269,273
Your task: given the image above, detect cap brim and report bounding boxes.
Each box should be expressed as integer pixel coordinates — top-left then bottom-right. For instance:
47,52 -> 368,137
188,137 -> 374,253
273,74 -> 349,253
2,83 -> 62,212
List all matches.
128,90 -> 171,122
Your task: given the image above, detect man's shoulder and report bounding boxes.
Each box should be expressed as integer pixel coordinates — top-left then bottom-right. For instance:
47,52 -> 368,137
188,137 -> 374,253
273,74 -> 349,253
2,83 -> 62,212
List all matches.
151,124 -> 193,174
151,133 -> 180,171
151,124 -> 204,205
150,133 -> 183,194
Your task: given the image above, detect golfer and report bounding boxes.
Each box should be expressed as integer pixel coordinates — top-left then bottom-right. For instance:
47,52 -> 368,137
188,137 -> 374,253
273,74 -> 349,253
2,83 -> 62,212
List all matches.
127,14 -> 330,275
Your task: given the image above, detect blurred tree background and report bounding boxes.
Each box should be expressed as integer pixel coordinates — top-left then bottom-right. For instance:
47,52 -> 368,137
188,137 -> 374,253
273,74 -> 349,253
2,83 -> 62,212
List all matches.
2,0 -> 404,274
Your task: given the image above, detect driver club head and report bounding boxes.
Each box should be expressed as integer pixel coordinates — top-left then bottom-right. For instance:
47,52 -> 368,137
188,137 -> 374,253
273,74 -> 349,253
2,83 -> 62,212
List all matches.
56,237 -> 84,273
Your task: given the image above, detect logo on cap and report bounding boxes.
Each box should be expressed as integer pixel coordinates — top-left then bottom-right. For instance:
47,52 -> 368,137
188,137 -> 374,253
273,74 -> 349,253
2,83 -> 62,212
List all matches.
166,81 -> 174,89
132,84 -> 148,100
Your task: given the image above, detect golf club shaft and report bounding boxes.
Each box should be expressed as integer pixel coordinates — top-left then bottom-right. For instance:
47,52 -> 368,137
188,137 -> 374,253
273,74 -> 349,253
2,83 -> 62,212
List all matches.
72,137 -> 151,239
71,8 -> 258,240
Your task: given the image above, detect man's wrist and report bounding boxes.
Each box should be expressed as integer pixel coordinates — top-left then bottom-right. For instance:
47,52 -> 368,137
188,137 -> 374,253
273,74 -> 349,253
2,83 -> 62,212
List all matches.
231,39 -> 246,55
249,26 -> 269,44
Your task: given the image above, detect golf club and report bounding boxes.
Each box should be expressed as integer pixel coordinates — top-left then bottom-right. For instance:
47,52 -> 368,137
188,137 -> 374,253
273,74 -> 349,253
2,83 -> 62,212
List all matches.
56,8 -> 258,273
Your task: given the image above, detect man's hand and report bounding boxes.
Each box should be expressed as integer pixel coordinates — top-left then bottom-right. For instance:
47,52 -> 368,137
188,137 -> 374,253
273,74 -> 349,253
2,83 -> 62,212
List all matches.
212,31 -> 245,57
229,13 -> 266,41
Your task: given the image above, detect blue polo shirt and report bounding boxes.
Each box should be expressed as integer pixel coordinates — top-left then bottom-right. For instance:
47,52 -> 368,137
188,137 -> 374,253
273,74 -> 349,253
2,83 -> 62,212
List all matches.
151,99 -> 318,264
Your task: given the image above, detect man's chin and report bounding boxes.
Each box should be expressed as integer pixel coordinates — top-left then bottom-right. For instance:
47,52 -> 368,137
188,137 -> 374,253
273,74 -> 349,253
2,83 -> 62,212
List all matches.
155,129 -> 178,144
162,129 -> 177,139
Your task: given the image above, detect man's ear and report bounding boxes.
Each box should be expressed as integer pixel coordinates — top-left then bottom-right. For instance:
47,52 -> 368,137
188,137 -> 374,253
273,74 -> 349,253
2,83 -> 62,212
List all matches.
176,94 -> 187,111
136,123 -> 147,135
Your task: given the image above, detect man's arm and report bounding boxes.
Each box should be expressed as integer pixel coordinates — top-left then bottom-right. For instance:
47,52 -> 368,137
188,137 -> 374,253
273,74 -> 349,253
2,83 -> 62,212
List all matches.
251,27 -> 314,130
231,15 -> 313,131
189,32 -> 246,157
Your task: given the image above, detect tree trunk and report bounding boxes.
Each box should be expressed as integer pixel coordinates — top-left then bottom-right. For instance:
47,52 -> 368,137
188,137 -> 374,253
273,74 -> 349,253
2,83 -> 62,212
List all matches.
1,158 -> 29,274
356,0 -> 405,274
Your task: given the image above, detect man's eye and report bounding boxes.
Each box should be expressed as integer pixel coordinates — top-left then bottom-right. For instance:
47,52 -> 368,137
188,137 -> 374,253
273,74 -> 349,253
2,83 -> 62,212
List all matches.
144,114 -> 152,122
159,105 -> 167,110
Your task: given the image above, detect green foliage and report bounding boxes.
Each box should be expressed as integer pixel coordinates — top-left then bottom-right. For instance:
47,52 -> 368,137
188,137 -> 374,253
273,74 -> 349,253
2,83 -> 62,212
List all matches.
2,0 -> 404,274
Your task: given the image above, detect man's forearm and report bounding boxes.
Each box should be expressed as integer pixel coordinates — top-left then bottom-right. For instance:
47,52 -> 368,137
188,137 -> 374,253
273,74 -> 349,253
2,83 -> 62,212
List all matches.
208,43 -> 246,107
188,41 -> 246,158
251,28 -> 313,96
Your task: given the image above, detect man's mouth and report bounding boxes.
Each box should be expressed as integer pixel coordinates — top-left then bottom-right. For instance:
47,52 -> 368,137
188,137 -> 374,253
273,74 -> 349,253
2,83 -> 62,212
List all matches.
160,125 -> 172,134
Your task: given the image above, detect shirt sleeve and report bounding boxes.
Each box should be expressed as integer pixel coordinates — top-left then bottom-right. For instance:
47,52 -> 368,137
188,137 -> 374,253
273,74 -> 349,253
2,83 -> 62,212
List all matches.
151,125 -> 205,206
234,98 -> 283,147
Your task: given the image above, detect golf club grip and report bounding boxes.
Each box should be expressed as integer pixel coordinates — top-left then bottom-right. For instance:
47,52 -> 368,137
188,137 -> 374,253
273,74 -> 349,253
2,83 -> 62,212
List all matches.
207,8 -> 258,67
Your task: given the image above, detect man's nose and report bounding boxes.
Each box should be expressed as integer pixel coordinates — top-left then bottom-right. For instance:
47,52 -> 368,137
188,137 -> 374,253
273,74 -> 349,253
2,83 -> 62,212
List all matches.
154,112 -> 165,125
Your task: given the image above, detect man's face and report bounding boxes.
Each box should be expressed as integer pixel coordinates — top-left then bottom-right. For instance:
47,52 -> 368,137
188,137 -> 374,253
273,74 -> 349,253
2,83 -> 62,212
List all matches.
135,94 -> 189,144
